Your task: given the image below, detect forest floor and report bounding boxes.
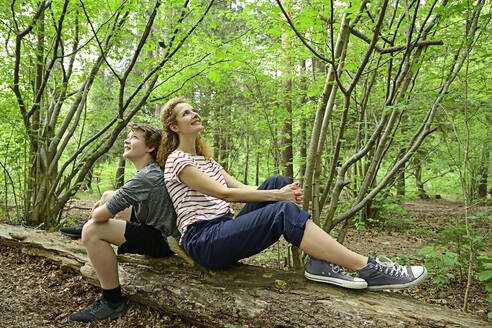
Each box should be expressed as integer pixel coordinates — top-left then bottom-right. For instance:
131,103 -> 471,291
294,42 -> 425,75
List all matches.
0,197 -> 490,327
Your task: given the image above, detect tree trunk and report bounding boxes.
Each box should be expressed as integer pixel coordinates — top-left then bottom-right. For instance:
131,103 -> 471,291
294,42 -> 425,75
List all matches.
243,135 -> 249,185
396,147 -> 406,196
115,155 -> 126,189
0,223 -> 486,328
280,6 -> 294,183
10,1 -> 213,228
298,60 -> 308,186
415,162 -> 430,199
477,143 -> 489,198
255,151 -> 260,186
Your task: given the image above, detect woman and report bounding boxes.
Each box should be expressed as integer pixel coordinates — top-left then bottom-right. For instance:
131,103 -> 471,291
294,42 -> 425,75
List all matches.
157,97 -> 427,291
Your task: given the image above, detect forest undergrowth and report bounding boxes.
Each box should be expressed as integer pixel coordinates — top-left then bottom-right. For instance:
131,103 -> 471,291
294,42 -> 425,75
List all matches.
0,198 -> 489,327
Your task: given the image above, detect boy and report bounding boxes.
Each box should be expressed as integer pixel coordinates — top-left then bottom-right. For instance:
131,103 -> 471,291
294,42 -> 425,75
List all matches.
66,123 -> 178,322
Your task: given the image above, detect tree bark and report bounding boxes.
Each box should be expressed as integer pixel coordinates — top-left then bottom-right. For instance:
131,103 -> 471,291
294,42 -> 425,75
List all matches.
115,155 -> 126,189
280,4 -> 294,183
0,223 -> 486,328
477,142 -> 489,198
243,134 -> 249,185
298,60 -> 308,186
415,162 -> 430,199
396,147 -> 406,196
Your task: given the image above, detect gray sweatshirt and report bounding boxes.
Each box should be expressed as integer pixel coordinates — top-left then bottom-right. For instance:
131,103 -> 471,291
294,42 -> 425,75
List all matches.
106,161 -> 179,239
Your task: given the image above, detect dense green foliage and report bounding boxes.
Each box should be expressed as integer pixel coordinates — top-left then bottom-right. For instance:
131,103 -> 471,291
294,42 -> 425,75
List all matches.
0,0 -> 490,314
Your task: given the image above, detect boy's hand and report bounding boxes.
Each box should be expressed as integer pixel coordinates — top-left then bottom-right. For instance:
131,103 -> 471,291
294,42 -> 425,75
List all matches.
90,198 -> 108,219
90,204 -> 113,223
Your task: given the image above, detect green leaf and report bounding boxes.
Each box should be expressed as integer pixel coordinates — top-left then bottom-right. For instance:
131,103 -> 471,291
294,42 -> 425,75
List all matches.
344,62 -> 358,71
442,255 -> 456,266
411,62 -> 422,74
478,270 -> 492,281
208,70 -> 222,83
419,246 -> 435,255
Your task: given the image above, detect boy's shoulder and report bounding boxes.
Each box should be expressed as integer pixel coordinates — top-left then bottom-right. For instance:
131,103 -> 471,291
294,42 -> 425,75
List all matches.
139,161 -> 163,174
127,161 -> 163,185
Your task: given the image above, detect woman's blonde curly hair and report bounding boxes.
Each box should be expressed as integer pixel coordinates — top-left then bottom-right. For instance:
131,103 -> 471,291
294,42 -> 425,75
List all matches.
156,97 -> 213,167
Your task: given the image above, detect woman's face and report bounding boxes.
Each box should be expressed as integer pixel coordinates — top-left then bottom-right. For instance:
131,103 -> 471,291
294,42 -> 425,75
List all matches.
171,102 -> 203,135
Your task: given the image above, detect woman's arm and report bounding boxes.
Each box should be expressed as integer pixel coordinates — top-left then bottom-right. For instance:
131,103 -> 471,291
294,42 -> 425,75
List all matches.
221,170 -> 258,190
178,165 -> 301,204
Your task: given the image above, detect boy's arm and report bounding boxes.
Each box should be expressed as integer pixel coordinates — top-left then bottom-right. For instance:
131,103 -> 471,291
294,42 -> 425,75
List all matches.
91,204 -> 114,223
104,171 -> 152,220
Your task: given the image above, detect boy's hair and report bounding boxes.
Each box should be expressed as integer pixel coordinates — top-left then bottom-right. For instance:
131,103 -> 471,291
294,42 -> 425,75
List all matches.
127,123 -> 162,159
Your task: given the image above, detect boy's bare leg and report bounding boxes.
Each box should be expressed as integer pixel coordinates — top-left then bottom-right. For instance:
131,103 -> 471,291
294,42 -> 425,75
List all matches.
81,219 -> 126,289
299,220 -> 367,271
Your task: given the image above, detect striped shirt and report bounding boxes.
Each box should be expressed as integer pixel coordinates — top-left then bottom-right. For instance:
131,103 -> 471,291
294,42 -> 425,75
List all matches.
164,150 -> 232,241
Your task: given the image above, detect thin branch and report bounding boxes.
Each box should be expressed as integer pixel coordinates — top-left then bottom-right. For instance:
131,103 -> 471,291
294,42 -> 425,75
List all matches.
11,0 -> 19,31
159,0 -> 191,56
275,0 -> 333,64
150,60 -> 227,103
328,0 -> 348,94
49,9 -> 129,158
121,0 -> 160,83
119,0 -> 161,115
11,1 -> 50,124
149,54 -> 211,102
350,27 -> 443,53
79,0 -> 122,81
3,25 -> 13,57
27,0 -> 69,119
119,0 -> 215,116
346,0 -> 389,94
56,1 -> 128,58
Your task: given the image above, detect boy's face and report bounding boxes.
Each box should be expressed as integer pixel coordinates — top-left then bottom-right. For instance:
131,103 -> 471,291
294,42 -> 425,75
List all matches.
123,130 -> 154,160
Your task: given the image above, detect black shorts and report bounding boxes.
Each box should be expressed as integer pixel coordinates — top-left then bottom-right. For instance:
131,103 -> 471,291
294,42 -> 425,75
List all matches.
117,216 -> 174,258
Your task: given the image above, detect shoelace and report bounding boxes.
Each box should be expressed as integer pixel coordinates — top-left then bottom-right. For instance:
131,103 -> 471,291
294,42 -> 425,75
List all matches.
330,263 -> 349,275
374,256 -> 409,277
89,300 -> 104,315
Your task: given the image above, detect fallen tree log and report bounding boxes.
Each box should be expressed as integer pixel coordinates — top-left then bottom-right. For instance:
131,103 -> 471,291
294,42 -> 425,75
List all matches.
0,223 -> 486,327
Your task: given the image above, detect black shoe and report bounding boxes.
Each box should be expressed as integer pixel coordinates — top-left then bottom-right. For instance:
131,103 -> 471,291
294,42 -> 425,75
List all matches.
67,296 -> 127,322
59,223 -> 85,239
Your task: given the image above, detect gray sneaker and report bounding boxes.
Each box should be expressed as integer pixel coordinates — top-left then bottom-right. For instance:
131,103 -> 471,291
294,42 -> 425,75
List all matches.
305,256 -> 367,289
68,295 -> 127,322
358,256 -> 427,291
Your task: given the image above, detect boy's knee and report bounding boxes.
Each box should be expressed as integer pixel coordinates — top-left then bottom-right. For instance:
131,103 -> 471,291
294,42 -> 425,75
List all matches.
81,219 -> 98,245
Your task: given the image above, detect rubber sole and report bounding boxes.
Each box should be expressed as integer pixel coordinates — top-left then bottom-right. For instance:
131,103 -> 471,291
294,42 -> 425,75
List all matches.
60,231 -> 81,239
304,271 -> 368,289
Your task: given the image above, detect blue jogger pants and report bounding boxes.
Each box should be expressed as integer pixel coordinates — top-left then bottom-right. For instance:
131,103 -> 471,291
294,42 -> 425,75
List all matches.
182,176 -> 310,269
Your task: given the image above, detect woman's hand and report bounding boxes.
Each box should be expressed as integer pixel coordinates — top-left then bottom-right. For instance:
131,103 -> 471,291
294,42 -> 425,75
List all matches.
280,182 -> 303,207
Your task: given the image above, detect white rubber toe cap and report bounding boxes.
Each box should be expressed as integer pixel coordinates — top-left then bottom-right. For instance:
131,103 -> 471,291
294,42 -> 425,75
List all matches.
410,265 -> 426,278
